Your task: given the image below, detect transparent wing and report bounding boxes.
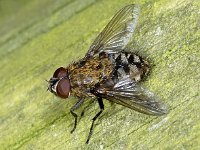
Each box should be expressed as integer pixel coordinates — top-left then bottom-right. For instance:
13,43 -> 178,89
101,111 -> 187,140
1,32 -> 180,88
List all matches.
96,76 -> 168,116
86,4 -> 140,57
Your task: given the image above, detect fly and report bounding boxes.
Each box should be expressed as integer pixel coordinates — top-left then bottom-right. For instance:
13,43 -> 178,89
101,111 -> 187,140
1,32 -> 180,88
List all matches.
47,4 -> 168,144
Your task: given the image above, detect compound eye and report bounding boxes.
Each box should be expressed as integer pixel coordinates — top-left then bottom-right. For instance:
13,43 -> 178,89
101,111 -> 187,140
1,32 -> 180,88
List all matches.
53,67 -> 67,78
56,78 -> 70,99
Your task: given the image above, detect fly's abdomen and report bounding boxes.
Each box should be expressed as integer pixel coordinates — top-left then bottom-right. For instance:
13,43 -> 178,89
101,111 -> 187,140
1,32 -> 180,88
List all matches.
110,52 -> 149,82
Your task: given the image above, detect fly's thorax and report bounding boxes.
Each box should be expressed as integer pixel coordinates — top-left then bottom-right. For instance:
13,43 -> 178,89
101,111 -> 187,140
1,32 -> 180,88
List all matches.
67,57 -> 113,98
112,52 -> 149,82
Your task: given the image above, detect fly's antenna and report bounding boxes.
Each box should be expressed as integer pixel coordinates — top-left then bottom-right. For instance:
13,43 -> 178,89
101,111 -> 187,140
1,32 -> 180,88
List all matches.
46,87 -> 49,92
45,79 -> 50,91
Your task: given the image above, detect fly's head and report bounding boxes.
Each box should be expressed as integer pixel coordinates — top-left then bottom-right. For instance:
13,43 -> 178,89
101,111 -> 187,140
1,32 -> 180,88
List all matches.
48,67 -> 71,99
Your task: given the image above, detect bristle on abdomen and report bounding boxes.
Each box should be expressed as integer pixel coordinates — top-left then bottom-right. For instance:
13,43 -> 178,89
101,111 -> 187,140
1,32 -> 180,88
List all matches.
110,52 -> 149,82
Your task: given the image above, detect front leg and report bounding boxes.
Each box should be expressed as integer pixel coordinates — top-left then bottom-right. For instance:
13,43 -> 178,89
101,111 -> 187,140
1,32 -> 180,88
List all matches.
70,98 -> 84,133
86,97 -> 104,144
80,99 -> 95,118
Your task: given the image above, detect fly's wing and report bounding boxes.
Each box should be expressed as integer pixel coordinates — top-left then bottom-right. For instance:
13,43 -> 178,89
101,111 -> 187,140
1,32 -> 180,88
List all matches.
86,4 -> 140,57
96,76 -> 168,116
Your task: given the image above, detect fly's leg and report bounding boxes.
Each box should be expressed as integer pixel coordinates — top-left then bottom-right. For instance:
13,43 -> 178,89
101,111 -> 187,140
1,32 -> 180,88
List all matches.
80,99 -> 95,118
70,98 -> 84,133
86,97 -> 104,144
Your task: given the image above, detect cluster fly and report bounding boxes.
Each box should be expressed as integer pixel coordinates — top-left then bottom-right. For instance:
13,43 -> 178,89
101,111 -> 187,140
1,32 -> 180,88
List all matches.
48,4 -> 168,144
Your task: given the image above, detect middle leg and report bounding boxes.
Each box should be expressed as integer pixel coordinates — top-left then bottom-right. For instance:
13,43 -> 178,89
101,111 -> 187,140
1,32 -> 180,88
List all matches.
86,97 -> 104,144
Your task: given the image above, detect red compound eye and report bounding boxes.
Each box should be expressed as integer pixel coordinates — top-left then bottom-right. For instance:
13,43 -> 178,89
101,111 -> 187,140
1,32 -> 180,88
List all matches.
56,78 -> 70,99
53,67 -> 67,78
